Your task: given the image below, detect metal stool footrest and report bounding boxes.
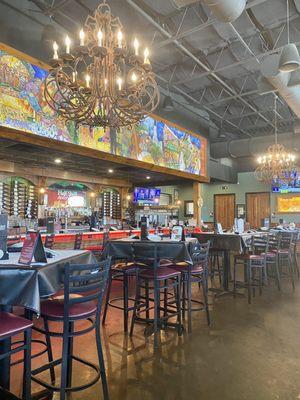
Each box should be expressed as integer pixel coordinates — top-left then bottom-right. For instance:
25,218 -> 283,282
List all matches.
31,354 -> 100,393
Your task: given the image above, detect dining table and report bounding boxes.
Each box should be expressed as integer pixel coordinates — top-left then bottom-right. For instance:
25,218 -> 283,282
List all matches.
108,237 -> 198,264
0,249 -> 95,391
192,232 -> 254,293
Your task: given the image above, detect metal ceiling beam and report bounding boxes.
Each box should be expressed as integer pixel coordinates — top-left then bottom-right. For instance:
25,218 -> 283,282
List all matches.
227,103 -> 290,121
126,0 -> 273,128
174,16 -> 300,87
156,74 -> 253,137
202,89 -> 259,107
154,0 -> 269,49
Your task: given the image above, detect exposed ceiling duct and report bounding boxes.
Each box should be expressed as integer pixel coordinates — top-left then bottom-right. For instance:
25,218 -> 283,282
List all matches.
210,132 -> 300,159
261,53 -> 300,118
201,0 -> 246,23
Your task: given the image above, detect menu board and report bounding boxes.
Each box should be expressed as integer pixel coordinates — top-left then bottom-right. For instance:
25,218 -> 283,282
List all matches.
19,232 -> 47,265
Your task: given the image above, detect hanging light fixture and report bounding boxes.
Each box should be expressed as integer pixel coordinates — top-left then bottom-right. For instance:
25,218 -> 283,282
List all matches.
255,94 -> 297,184
162,95 -> 174,111
279,0 -> 300,72
44,1 -> 159,129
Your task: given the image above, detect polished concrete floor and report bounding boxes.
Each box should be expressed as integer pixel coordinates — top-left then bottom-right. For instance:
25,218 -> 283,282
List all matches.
10,275 -> 300,400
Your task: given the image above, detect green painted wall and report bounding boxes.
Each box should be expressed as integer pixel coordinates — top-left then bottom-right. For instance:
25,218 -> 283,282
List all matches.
201,172 -> 300,224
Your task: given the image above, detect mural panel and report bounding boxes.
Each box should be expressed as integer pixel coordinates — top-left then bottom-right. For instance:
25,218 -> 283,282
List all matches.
0,47 -> 207,177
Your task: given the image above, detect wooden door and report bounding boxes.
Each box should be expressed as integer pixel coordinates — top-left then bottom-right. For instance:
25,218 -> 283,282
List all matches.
246,192 -> 270,228
214,194 -> 235,230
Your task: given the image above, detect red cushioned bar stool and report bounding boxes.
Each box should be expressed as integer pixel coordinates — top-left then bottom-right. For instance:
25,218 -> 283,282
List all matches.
102,242 -> 141,333
277,231 -> 295,290
171,241 -> 211,334
31,258 -> 111,400
233,234 -> 269,304
130,242 -> 182,349
0,312 -> 32,400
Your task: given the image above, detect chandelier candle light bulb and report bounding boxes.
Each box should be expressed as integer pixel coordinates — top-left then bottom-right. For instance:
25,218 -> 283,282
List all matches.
98,30 -> 103,47
65,35 -> 71,54
117,77 -> 122,91
117,31 -> 123,48
144,48 -> 150,64
133,38 -> 139,56
131,72 -> 137,82
85,74 -> 91,88
79,29 -> 85,46
53,41 -> 59,59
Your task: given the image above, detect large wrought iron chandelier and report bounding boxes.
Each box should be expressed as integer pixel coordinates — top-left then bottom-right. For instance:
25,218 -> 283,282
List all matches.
255,94 -> 297,184
44,1 -> 159,128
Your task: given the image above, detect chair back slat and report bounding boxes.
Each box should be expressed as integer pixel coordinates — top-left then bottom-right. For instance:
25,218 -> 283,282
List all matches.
63,258 -> 111,315
190,241 -> 210,269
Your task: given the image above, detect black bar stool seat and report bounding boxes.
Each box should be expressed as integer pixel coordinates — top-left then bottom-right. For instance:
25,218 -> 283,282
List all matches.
0,312 -> 33,340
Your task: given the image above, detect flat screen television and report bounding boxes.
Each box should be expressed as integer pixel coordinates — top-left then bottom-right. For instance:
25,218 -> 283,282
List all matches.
272,176 -> 300,193
133,187 -> 161,204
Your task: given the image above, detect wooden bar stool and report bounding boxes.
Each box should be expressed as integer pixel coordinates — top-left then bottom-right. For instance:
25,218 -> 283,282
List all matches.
0,312 -> 32,400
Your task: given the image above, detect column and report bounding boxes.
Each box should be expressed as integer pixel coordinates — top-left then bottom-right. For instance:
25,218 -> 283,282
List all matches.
193,181 -> 202,226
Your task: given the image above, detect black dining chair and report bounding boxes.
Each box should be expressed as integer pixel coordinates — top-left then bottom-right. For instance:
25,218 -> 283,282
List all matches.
130,242 -> 182,349
31,258 -> 111,400
0,312 -> 32,400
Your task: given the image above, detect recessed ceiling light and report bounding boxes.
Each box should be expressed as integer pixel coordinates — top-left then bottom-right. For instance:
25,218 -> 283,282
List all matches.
54,158 -> 62,164
146,176 -> 150,179
108,169 -> 114,173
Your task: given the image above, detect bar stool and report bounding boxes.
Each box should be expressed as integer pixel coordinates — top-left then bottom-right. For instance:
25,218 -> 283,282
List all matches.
102,242 -> 139,332
171,241 -> 211,333
277,232 -> 295,290
73,233 -> 83,250
209,249 -> 223,287
0,312 -> 32,400
264,232 -> 281,291
130,242 -> 182,349
44,234 -> 55,249
233,234 -> 269,303
31,258 -> 111,400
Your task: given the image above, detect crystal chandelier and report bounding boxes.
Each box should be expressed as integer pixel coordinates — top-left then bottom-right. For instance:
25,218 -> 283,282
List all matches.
44,1 -> 160,128
255,94 -> 297,184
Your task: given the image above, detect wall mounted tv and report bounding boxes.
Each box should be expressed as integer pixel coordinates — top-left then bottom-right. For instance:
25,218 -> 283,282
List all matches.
133,188 -> 161,204
272,177 -> 300,193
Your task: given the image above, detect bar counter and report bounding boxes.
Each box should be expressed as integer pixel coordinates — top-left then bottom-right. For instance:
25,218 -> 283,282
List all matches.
8,228 -> 174,250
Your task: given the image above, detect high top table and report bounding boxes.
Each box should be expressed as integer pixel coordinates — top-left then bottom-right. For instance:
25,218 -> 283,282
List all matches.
108,237 -> 197,264
192,232 -> 253,292
0,249 -> 95,391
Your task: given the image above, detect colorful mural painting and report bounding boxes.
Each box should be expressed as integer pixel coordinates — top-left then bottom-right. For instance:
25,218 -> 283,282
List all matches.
0,46 -> 207,177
